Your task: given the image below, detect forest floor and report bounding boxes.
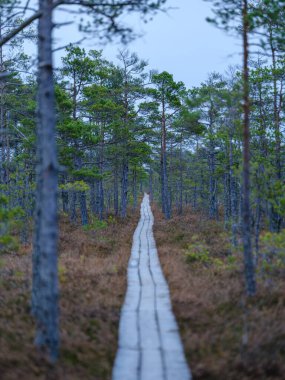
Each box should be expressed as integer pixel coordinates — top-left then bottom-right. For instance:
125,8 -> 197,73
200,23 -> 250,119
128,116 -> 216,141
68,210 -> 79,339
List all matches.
0,204 -> 285,380
0,212 -> 138,380
153,205 -> 285,380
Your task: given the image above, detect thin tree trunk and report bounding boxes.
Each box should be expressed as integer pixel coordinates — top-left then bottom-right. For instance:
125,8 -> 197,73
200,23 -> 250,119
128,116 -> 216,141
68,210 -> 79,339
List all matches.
114,167 -> 119,216
74,155 -> 88,226
269,27 -> 282,232
80,191 -> 88,225
62,190 -> 68,213
95,178 -> 103,219
161,99 -> 171,219
178,139 -> 183,215
32,0 -> 59,361
90,182 -> 96,214
61,175 -> 68,213
0,19 -> 5,186
70,190 -> 77,222
224,171 -> 230,226
149,165 -> 153,202
255,192 -> 261,261
98,178 -> 104,220
208,112 -> 218,219
133,168 -> 137,210
98,133 -> 104,220
270,28 -> 282,181
242,0 -> 256,296
120,160 -> 128,218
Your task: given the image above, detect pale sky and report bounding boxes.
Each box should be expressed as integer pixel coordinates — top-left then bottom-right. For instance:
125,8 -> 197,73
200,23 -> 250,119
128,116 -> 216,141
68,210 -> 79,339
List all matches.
51,0 -> 242,88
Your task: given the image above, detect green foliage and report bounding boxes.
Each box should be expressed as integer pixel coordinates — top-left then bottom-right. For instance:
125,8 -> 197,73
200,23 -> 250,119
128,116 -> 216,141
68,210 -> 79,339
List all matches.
83,219 -> 108,231
0,195 -> 23,254
267,181 -> 285,215
107,215 -> 116,224
0,235 -> 19,253
58,264 -> 67,284
184,242 -> 211,264
60,181 -> 89,192
183,229 -> 235,269
260,230 -> 285,255
151,71 -> 185,109
258,230 -> 285,276
72,168 -> 102,180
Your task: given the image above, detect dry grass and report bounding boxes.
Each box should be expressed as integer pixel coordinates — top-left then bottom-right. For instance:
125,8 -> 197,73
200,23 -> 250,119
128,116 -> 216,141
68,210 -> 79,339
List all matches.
1,204 -> 285,380
153,205 -> 285,380
0,211 -> 139,380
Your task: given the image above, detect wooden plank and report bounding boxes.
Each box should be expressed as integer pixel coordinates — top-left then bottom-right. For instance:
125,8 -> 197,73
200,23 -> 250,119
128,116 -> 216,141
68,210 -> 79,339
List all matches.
112,194 -> 191,380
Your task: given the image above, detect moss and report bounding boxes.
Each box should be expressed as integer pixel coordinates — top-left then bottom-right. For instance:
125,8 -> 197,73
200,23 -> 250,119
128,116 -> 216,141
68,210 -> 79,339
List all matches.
61,349 -> 80,365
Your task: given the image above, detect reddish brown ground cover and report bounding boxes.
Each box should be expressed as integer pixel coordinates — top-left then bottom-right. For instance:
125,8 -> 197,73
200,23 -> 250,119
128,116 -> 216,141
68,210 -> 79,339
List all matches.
0,213 -> 138,380
153,205 -> 285,380
1,205 -> 285,380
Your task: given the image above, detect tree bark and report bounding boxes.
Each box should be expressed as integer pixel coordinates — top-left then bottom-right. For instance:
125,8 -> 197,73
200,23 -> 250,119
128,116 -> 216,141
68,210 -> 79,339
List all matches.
0,18 -> 6,185
114,165 -> 119,216
161,98 -> 171,219
242,0 -> 256,296
269,26 -> 282,232
31,0 -> 59,361
178,139 -> 183,215
149,164 -> 153,202
132,168 -> 138,210
70,190 -> 77,222
80,191 -> 88,225
120,160 -> 129,218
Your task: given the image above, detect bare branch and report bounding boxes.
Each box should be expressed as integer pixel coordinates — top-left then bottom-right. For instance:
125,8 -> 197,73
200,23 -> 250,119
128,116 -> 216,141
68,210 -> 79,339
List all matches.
52,37 -> 86,52
0,0 -> 64,48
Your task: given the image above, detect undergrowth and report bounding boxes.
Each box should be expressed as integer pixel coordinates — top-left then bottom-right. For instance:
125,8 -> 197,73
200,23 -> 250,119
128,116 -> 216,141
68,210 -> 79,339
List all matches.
153,205 -> 285,380
0,211 -> 138,380
1,204 -> 285,380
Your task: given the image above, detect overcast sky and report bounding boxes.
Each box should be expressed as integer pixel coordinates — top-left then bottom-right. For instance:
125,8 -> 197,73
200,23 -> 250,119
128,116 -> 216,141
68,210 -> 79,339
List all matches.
52,0 -> 242,88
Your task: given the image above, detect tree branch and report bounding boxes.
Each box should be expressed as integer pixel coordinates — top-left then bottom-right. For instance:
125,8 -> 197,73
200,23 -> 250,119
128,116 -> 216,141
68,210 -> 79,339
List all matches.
0,0 -> 64,48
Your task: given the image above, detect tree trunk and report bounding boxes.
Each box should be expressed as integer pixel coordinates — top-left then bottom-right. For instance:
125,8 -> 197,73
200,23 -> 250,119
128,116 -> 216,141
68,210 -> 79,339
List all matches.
269,27 -> 282,232
270,27 -> 282,182
241,0 -> 256,296
224,171 -> 231,226
62,190 -> 68,213
114,167 -> 119,216
208,112 -> 218,219
96,129 -> 104,220
74,155 -> 88,226
32,0 -> 59,361
132,168 -> 138,210
120,160 -> 128,218
70,190 -> 77,222
161,100 -> 171,219
229,136 -> 239,219
80,191 -> 88,225
61,175 -> 69,213
178,140 -> 183,215
149,165 -> 153,202
95,178 -> 104,220
0,20 -> 5,185
90,182 -> 96,214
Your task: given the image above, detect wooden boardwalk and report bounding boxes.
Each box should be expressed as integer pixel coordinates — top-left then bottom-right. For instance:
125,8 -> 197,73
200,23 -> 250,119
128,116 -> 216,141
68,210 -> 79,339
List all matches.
112,194 -> 191,380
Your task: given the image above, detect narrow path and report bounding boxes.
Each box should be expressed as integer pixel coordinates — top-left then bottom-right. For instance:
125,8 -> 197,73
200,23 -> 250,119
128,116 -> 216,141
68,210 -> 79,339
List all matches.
112,194 -> 191,380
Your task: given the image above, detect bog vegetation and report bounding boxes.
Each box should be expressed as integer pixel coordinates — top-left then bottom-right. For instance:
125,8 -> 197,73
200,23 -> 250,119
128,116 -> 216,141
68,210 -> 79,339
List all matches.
0,0 -> 285,378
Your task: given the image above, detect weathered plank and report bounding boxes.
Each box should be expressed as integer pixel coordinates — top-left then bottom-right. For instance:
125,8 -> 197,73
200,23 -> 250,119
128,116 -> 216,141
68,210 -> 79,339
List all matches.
112,194 -> 191,380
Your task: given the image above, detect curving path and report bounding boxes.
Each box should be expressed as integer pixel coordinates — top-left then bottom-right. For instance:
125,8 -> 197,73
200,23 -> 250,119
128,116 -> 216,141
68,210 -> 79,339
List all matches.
112,194 -> 191,380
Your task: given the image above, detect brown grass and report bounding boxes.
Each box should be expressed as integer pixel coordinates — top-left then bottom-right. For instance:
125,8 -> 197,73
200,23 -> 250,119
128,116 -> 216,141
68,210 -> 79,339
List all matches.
153,205 -> 285,380
0,211 -> 139,380
1,204 -> 285,380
